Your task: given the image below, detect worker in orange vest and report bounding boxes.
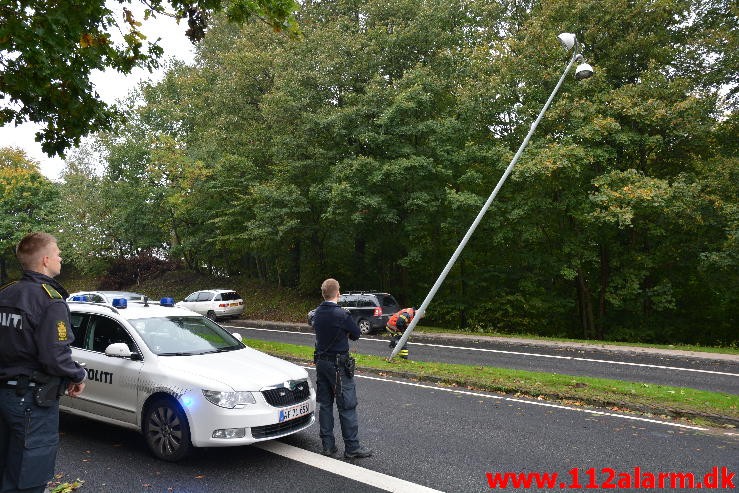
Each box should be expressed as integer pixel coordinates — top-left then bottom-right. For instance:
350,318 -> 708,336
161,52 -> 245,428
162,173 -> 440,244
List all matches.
386,307 -> 416,359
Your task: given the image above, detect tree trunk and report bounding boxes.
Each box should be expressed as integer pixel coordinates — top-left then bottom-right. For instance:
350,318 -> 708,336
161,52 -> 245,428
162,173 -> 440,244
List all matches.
597,245 -> 609,340
459,258 -> 467,329
254,255 -> 263,280
576,269 -> 596,339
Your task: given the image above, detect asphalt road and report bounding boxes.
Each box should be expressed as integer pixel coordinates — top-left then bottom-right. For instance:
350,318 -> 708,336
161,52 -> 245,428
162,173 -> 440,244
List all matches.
221,322 -> 739,395
56,367 -> 739,492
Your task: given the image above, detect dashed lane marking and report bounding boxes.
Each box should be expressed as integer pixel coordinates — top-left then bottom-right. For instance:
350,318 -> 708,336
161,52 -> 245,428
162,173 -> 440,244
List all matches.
255,441 -> 444,493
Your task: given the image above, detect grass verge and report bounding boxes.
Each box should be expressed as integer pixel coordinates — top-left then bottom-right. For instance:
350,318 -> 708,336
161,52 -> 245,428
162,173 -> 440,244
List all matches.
411,326 -> 739,355
243,339 -> 739,429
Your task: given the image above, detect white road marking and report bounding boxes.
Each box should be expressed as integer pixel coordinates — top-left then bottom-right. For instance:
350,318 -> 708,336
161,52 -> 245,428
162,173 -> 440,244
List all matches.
227,325 -> 739,378
344,371 -> 709,432
256,441 -> 443,493
407,342 -> 739,377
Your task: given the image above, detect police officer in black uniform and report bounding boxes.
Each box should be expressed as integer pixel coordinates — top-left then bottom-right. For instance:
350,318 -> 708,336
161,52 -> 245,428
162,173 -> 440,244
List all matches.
0,232 -> 86,493
310,278 -> 373,459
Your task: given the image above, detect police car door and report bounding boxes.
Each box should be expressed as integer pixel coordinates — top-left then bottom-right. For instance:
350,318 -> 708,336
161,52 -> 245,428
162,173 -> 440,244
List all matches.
71,313 -> 143,425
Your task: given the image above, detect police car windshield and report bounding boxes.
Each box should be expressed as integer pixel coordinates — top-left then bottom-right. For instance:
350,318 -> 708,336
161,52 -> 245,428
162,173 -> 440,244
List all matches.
129,316 -> 243,356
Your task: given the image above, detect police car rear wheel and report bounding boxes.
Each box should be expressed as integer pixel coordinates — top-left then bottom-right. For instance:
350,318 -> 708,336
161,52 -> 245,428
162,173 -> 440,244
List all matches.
144,397 -> 192,461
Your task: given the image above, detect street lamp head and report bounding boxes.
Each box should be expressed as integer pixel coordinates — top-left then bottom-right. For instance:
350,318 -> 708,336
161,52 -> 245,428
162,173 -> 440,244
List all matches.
557,33 -> 577,51
575,62 -> 594,80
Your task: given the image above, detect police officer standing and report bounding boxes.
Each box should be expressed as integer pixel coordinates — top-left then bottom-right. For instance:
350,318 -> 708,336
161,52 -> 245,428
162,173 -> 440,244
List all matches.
310,278 -> 372,459
0,232 -> 86,493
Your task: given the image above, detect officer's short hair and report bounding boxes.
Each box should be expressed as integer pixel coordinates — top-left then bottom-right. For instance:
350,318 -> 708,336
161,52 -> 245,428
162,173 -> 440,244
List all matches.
321,278 -> 340,300
16,232 -> 57,270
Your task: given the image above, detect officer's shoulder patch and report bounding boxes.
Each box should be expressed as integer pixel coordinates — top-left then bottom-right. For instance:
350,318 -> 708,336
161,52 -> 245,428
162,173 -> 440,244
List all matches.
41,283 -> 63,299
0,281 -> 17,292
57,320 -> 68,341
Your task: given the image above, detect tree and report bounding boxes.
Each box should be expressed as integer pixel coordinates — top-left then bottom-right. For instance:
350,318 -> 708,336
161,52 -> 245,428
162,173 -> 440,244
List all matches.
65,0 -> 736,344
0,147 -> 58,283
0,0 -> 299,157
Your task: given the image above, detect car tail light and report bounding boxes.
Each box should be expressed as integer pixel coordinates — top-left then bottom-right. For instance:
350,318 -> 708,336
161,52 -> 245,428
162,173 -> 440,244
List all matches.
219,303 -> 227,307
373,307 -> 382,317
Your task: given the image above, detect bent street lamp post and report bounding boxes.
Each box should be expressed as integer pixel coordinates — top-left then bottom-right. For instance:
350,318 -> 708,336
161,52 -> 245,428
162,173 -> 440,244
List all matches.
389,33 -> 594,359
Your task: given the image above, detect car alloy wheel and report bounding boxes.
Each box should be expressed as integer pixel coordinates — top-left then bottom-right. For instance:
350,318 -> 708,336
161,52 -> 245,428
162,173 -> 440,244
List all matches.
144,397 -> 192,461
358,319 -> 371,334
206,310 -> 217,321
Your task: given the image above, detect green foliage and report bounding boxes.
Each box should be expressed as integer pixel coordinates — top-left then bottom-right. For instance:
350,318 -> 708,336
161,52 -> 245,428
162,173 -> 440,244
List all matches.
0,0 -> 299,157
0,147 -> 59,282
58,0 -> 737,345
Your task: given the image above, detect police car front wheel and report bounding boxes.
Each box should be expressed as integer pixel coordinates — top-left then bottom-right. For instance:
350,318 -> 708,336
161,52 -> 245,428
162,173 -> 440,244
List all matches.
144,397 -> 192,461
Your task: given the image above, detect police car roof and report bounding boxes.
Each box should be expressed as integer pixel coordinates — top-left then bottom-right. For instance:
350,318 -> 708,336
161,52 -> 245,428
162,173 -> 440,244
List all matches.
68,300 -> 201,320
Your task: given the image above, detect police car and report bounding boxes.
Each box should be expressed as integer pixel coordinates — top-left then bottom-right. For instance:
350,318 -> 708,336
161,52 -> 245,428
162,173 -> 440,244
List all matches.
61,297 -> 315,461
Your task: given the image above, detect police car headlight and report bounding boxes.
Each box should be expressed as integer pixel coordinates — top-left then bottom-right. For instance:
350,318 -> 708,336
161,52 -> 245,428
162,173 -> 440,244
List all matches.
202,390 -> 256,409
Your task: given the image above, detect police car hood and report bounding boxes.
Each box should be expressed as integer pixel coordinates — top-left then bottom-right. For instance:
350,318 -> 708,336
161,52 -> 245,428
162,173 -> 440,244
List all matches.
157,346 -> 307,390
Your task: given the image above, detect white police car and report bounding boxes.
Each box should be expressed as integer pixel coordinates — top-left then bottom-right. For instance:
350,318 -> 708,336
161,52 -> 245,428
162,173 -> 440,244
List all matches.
61,297 -> 315,461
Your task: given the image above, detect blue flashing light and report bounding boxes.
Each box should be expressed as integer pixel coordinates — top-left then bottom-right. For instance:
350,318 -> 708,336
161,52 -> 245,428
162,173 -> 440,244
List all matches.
71,295 -> 89,302
160,297 -> 175,307
111,298 -> 128,309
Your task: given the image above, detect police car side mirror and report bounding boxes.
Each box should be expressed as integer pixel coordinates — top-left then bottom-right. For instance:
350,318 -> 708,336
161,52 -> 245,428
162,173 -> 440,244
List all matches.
105,342 -> 141,360
232,332 -> 243,342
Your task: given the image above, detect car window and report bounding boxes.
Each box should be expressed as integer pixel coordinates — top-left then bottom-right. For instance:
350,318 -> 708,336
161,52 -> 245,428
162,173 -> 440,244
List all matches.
183,292 -> 198,302
221,292 -> 241,301
214,293 -> 222,301
69,313 -> 89,349
88,315 -> 136,353
131,316 -> 243,355
338,295 -> 355,307
359,298 -> 375,307
380,295 -> 398,307
79,293 -> 104,303
196,292 -> 213,302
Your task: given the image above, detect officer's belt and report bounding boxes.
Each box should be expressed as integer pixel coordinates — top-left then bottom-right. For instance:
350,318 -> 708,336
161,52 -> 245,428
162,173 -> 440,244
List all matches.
1,380 -> 38,388
315,352 -> 348,361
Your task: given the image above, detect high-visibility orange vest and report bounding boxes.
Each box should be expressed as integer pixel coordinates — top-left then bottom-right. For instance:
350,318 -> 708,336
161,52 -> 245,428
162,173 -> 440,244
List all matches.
387,308 -> 415,334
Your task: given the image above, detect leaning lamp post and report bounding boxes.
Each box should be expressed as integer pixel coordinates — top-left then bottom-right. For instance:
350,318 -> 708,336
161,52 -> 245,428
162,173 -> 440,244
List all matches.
389,33 -> 594,359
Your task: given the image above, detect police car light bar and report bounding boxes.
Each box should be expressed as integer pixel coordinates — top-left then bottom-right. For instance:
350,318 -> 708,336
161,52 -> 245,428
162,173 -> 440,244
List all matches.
70,295 -> 89,302
112,298 -> 128,308
160,297 -> 175,307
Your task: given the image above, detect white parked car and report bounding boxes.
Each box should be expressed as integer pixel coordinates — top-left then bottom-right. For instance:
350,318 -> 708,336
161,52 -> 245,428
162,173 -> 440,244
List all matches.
68,290 -> 147,304
175,289 -> 245,320
62,298 -> 315,461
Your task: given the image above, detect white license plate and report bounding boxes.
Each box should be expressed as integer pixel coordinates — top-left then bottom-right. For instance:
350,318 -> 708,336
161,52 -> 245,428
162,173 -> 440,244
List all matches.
279,402 -> 310,422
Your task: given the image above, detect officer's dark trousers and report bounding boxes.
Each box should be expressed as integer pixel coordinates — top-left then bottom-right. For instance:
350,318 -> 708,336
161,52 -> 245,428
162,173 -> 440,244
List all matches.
0,388 -> 59,493
315,359 -> 360,452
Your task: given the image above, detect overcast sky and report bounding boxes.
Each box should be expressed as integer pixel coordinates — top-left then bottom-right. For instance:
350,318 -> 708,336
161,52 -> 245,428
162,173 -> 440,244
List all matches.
0,4 -> 195,180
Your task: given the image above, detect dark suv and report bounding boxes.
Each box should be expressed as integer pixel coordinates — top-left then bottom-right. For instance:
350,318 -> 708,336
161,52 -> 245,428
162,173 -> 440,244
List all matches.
338,292 -> 401,334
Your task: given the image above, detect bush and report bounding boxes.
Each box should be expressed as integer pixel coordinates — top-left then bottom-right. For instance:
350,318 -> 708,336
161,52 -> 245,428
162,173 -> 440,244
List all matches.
98,253 -> 181,290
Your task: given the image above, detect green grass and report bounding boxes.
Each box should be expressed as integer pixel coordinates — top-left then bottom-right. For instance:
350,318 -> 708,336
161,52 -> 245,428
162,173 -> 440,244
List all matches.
243,339 -> 739,428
